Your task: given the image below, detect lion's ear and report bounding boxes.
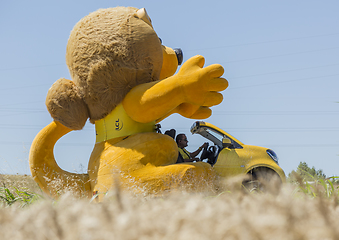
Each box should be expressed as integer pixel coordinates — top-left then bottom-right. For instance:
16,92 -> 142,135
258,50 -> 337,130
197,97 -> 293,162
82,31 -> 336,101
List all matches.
46,78 -> 89,130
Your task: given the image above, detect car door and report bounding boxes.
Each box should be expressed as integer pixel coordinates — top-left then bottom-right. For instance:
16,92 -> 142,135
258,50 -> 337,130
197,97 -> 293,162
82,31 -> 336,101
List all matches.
213,148 -> 247,177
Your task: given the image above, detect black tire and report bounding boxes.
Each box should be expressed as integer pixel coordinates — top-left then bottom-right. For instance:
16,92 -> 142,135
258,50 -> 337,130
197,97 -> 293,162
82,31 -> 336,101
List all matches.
243,167 -> 282,194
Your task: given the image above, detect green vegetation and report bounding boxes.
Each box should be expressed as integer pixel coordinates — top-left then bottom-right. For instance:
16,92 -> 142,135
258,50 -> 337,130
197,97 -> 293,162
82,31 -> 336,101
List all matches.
288,161 -> 326,182
287,161 -> 339,201
294,177 -> 339,199
0,174 -> 42,207
0,184 -> 41,207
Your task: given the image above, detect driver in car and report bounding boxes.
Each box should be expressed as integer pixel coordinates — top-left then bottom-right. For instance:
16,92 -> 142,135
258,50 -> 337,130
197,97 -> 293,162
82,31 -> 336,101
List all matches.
175,133 -> 208,163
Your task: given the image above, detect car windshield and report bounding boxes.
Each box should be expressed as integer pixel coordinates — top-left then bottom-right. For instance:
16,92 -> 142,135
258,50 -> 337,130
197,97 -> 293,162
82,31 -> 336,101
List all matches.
203,128 -> 223,146
191,122 -> 243,149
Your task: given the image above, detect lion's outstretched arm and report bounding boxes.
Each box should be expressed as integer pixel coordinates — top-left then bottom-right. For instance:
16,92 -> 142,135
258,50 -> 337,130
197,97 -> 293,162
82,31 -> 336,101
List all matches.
123,55 -> 228,123
122,76 -> 182,123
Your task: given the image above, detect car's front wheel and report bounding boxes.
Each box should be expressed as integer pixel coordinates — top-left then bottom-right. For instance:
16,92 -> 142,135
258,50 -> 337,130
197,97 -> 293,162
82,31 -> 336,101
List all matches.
243,167 -> 282,194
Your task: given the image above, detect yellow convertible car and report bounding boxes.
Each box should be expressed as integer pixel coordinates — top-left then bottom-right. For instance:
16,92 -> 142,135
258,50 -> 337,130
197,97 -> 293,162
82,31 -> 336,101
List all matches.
190,121 -> 286,190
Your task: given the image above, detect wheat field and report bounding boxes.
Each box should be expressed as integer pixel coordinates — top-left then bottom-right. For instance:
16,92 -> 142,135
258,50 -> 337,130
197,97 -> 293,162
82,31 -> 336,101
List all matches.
0,174 -> 338,240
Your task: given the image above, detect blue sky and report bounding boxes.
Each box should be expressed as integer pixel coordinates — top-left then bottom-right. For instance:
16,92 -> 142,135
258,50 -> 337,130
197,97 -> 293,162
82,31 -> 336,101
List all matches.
0,0 -> 338,177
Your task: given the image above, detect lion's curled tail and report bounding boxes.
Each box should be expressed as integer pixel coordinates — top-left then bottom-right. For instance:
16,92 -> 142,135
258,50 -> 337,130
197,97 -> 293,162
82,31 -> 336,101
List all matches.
29,121 -> 91,199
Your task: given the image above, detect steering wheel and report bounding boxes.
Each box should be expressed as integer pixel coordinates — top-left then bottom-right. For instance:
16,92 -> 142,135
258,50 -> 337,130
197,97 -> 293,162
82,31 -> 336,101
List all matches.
208,146 -> 217,157
200,143 -> 209,161
206,145 -> 218,165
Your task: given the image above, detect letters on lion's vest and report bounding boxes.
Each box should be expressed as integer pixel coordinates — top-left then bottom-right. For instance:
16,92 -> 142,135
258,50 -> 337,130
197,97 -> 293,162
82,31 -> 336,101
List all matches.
95,103 -> 156,143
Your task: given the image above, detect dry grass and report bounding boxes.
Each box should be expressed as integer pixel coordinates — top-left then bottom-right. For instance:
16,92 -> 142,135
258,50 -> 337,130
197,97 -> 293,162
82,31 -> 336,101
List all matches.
0,174 -> 42,194
0,175 -> 339,239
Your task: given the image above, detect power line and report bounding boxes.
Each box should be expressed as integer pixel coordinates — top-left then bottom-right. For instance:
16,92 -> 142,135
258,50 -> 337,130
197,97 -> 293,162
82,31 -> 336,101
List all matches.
0,101 -> 41,108
185,33 -> 339,52
0,64 -> 64,72
213,110 -> 339,115
260,144 -> 339,148
232,63 -> 339,80
0,84 -> 50,92
0,141 -> 93,146
223,47 -> 339,64
0,108 -> 45,112
224,128 -> 339,133
0,124 -> 94,131
0,111 -> 46,117
229,73 -> 339,89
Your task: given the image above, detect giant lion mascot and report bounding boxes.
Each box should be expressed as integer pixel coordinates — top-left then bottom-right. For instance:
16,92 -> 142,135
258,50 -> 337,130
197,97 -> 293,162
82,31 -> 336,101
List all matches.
29,7 -> 228,201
